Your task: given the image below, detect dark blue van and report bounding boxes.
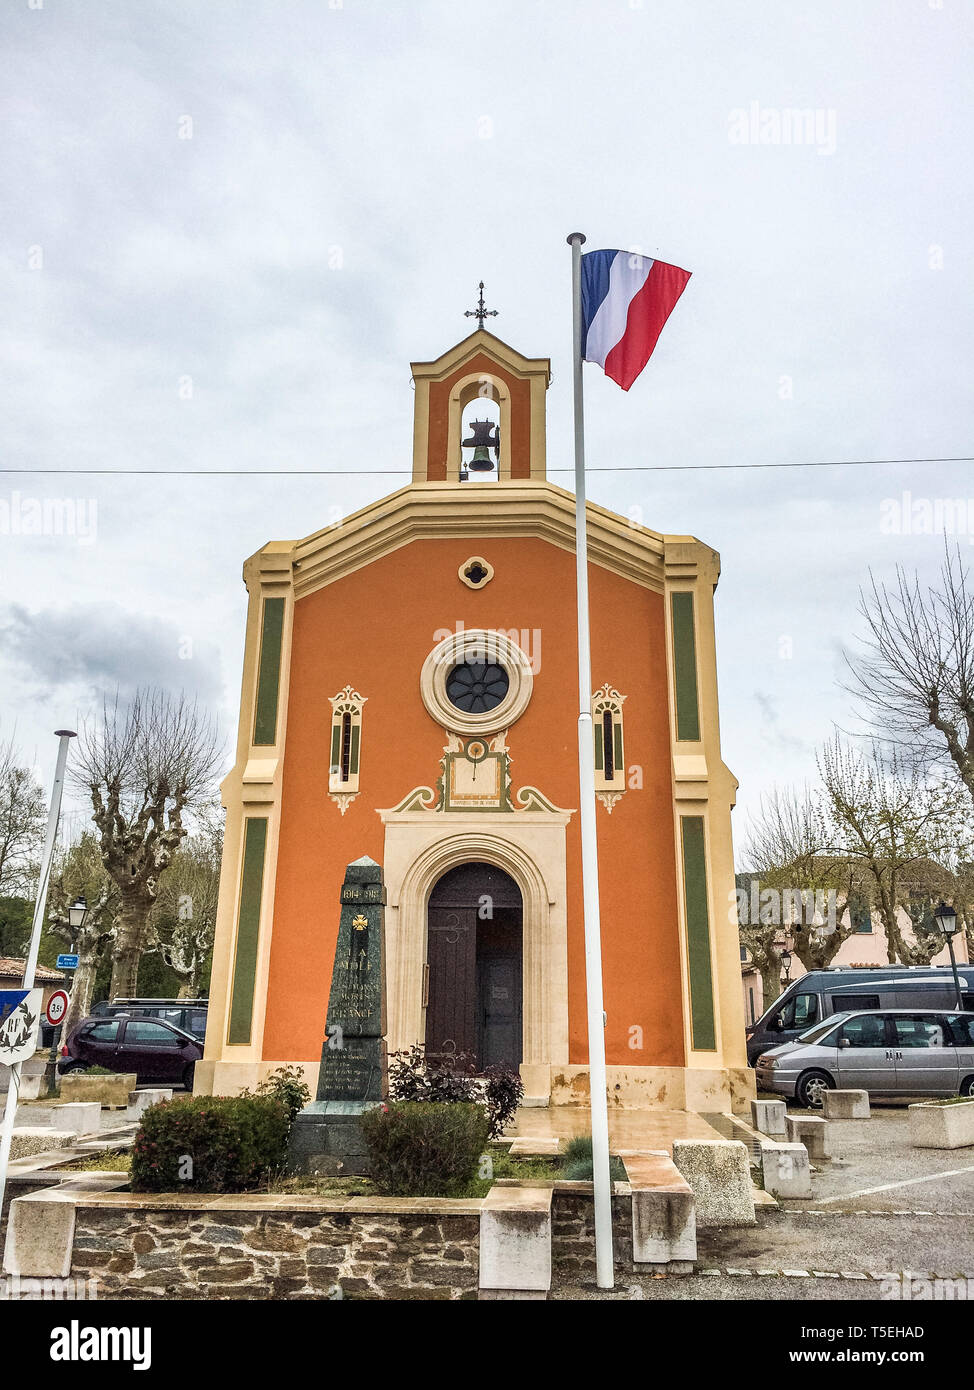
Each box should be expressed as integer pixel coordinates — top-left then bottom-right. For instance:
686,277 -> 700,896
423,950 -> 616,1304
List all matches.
746,965 -> 974,1066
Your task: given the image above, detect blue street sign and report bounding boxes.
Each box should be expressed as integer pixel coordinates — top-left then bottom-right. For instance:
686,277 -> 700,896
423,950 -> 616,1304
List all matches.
56,955 -> 80,971
0,989 -> 29,1025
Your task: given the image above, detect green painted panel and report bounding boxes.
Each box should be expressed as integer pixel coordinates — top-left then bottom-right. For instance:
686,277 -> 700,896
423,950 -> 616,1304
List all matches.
227,817 -> 268,1046
613,722 -> 623,772
594,723 -> 604,770
671,592 -> 701,742
349,723 -> 360,776
681,815 -> 716,1051
253,597 -> 285,746
330,722 -> 341,773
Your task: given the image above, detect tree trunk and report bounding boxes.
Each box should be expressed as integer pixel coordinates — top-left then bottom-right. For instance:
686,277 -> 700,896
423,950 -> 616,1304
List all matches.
110,891 -> 152,999
63,955 -> 99,1035
760,965 -> 784,1015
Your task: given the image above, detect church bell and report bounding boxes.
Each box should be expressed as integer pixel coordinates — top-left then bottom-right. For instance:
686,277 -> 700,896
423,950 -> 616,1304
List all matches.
461,418 -> 500,475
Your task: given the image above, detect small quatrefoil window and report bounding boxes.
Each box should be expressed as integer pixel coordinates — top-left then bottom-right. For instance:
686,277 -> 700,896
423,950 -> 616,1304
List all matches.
458,555 -> 494,590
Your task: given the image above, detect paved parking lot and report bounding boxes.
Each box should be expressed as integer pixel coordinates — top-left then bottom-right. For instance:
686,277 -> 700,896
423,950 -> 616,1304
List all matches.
781,1104 -> 974,1215
555,1103 -> 974,1300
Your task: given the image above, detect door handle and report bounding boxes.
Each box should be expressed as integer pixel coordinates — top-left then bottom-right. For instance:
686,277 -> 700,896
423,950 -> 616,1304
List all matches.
421,963 -> 430,1009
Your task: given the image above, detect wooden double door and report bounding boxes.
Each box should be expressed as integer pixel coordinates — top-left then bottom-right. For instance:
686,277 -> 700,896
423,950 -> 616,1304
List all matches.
424,862 -> 523,1073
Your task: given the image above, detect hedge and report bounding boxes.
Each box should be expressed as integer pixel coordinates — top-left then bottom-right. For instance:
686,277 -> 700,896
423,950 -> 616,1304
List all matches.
131,1094 -> 289,1193
360,1101 -> 490,1197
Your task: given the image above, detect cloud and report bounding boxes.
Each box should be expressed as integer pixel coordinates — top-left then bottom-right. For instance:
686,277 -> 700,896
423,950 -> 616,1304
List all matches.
0,602 -> 224,710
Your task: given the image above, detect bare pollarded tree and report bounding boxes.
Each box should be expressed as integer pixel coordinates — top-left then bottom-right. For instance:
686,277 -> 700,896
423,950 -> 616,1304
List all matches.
816,735 -> 971,965
47,831 -> 119,1033
0,733 -> 46,900
740,784 -> 862,984
146,820 -> 223,998
846,544 -> 974,802
73,690 -> 223,999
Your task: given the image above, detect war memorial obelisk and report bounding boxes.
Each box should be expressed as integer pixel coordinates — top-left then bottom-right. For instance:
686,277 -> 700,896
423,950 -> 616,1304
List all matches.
288,856 -> 387,1175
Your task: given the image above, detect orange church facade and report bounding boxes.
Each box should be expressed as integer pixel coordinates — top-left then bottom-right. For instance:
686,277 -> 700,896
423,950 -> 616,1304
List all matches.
197,329 -> 752,1114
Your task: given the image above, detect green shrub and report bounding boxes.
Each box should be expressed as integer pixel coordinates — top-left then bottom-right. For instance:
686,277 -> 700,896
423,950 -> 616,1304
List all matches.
560,1135 -> 627,1182
131,1094 -> 289,1193
387,1045 -> 524,1139
361,1101 -> 490,1196
249,1065 -> 311,1124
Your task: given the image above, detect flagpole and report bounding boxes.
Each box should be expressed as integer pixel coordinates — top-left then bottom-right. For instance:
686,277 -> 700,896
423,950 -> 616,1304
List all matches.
0,729 -> 75,1226
567,231 -> 614,1290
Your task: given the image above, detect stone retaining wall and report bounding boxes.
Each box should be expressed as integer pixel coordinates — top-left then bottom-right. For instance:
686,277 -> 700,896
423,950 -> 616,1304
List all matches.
61,1187 -> 651,1299
551,1190 -> 637,1279
69,1203 -> 482,1301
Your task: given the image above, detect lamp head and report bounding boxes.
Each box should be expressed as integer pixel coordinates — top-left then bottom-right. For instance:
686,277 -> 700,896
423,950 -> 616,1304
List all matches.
934,901 -> 957,937
67,896 -> 89,929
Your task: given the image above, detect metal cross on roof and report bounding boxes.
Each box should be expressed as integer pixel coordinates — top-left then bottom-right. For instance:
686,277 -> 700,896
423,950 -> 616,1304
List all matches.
464,281 -> 498,326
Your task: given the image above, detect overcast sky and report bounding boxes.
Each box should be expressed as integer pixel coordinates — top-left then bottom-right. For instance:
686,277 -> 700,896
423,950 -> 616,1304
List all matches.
1,0 -> 972,842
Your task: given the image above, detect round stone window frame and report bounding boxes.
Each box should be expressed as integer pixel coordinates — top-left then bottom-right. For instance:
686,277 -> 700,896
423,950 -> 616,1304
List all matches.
421,628 -> 534,735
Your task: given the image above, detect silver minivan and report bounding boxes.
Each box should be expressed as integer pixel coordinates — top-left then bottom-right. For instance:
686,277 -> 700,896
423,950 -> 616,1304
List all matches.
755,1008 -> 974,1108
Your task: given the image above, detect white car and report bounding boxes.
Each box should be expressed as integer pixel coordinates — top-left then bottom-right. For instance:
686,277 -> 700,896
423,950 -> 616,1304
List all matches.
755,1008 -> 974,1109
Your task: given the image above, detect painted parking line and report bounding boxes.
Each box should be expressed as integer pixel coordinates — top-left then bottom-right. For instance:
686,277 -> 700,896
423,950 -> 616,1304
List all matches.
815,1164 -> 974,1205
781,1207 -> 974,1218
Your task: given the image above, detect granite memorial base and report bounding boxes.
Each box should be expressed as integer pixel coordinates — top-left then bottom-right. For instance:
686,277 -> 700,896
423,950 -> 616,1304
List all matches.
288,1100 -> 382,1177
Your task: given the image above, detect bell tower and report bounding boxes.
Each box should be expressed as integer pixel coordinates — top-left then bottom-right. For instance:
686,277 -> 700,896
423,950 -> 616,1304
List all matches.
409,314 -> 551,485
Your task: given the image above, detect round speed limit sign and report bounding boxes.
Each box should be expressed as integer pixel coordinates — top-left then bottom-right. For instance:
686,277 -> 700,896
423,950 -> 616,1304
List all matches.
45,990 -> 69,1027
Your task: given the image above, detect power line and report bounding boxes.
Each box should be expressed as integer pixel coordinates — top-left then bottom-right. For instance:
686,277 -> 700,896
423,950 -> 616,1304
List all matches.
0,456 -> 971,478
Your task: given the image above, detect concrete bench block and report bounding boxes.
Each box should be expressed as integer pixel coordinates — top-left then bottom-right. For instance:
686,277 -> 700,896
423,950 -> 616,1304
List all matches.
761,1141 -> 811,1198
910,1099 -> 974,1149
60,1072 -> 138,1107
672,1139 -> 755,1227
624,1152 -> 696,1266
632,1190 -> 696,1268
3,1191 -> 77,1278
751,1098 -> 788,1137
823,1089 -> 870,1120
787,1115 -> 830,1159
126,1088 -> 173,1122
50,1102 -> 100,1136
10,1128 -> 78,1161
479,1185 -> 552,1292
17,1073 -> 46,1101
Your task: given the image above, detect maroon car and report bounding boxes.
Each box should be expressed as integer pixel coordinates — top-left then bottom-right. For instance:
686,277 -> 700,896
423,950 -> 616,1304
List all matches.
59,1014 -> 202,1089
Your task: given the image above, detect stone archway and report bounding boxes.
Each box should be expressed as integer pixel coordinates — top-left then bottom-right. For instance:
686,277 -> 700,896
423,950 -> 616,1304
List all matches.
379,814 -> 571,1101
425,862 -> 523,1072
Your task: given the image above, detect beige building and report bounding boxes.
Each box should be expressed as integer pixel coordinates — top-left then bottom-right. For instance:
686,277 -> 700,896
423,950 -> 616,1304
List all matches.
742,905 -> 972,1024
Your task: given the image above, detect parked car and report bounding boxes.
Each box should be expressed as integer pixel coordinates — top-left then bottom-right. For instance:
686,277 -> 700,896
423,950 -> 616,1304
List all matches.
91,997 -> 208,1042
755,1008 -> 974,1108
745,966 -> 974,1066
58,1014 -> 203,1088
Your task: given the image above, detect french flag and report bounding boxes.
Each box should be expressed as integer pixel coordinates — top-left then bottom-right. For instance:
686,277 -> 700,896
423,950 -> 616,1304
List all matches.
580,250 -> 691,391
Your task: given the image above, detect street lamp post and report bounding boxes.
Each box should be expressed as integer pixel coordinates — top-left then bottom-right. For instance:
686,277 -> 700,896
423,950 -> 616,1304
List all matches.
933,902 -> 965,1012
779,948 -> 793,986
44,896 -> 88,1096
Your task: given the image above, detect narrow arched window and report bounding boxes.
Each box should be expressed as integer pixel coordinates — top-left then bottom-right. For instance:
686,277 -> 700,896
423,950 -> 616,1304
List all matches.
340,712 -> 353,783
328,686 -> 367,815
602,709 -> 615,781
593,683 -> 627,812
